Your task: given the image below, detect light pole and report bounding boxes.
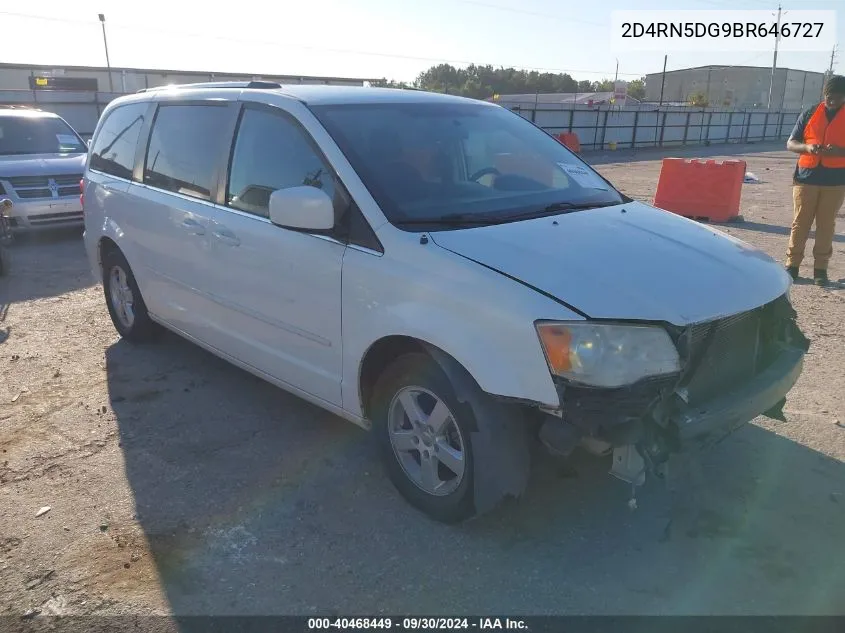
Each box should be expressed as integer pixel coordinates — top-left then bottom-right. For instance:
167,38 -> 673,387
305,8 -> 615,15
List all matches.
767,4 -> 783,110
98,14 -> 114,93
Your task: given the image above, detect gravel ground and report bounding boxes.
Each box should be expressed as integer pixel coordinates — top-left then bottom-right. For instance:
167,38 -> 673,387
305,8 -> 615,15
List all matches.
1,142 -> 844,620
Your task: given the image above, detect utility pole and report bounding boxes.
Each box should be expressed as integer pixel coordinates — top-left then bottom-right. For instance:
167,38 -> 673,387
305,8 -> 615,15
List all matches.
615,59 -> 619,83
658,55 -> 667,106
828,45 -> 838,75
98,14 -> 114,93
767,3 -> 782,110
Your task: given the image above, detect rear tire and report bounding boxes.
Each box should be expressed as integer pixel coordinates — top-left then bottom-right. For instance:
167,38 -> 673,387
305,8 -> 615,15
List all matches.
102,248 -> 160,343
371,353 -> 477,523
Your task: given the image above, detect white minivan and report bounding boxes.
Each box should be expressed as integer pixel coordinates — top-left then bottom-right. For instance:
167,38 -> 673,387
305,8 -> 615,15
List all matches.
82,81 -> 809,523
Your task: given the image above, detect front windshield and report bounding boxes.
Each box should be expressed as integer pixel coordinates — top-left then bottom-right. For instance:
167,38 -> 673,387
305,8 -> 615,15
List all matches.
310,101 -> 625,228
0,115 -> 87,155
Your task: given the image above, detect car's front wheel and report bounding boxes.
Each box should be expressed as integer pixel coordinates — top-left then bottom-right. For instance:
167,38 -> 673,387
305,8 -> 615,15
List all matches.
372,353 -> 476,523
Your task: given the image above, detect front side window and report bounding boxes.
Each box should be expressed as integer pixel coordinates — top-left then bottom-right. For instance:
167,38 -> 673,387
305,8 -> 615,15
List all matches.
227,107 -> 335,218
310,102 -> 625,229
144,104 -> 230,201
89,103 -> 148,179
0,115 -> 86,156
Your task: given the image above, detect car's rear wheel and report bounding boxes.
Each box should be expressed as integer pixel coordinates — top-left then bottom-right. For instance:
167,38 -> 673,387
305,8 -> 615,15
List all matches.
372,353 -> 476,523
102,248 -> 159,343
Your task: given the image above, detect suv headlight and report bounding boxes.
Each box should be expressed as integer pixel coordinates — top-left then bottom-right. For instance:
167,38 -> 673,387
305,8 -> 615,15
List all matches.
535,321 -> 681,388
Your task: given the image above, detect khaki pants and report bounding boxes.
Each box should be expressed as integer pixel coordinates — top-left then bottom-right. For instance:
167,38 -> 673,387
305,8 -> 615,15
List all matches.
786,184 -> 845,271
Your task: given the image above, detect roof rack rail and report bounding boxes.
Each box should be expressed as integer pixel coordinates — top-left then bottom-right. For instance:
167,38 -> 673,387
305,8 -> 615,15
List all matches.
137,80 -> 282,93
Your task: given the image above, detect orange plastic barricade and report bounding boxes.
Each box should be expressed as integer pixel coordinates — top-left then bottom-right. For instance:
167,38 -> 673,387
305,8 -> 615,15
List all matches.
556,132 -> 580,153
652,158 -> 745,223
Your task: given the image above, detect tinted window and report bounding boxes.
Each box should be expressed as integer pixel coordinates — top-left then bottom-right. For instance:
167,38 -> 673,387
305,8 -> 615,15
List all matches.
144,105 -> 230,201
89,103 -> 148,179
310,103 -> 624,229
0,115 -> 86,156
227,108 -> 334,218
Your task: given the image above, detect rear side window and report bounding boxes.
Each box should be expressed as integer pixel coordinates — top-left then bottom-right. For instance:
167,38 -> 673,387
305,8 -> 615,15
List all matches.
144,104 -> 230,201
90,103 -> 148,179
227,107 -> 335,218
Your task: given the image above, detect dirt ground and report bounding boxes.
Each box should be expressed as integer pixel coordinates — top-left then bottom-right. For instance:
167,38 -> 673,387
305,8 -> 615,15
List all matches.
1,142 -> 844,621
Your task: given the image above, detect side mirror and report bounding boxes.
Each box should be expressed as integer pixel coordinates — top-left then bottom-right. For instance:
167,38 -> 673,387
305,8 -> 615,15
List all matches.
268,186 -> 334,231
86,139 -> 92,148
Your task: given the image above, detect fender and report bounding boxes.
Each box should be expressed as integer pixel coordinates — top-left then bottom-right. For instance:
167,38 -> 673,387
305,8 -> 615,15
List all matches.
341,243 -> 582,418
422,342 -> 532,516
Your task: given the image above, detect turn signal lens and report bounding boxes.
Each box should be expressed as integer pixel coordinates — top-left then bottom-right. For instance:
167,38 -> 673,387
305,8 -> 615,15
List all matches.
536,324 -> 572,374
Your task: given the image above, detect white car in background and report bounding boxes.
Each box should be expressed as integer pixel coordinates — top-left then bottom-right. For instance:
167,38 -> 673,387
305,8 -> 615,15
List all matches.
82,82 -> 809,523
0,107 -> 87,232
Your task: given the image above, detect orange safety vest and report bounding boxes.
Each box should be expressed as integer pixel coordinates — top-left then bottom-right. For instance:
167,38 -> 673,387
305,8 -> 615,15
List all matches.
797,103 -> 845,169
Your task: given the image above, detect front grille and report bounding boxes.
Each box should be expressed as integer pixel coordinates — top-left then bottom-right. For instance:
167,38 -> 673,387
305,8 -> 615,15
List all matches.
17,188 -> 52,199
52,174 -> 82,186
8,176 -> 48,188
7,174 -> 83,200
683,309 -> 763,406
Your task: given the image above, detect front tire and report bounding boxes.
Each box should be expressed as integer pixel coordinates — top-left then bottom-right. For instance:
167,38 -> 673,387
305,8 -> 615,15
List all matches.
372,353 -> 476,523
102,248 -> 159,343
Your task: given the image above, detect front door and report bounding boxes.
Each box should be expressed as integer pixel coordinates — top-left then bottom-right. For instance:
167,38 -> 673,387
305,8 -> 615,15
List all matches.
196,104 -> 346,407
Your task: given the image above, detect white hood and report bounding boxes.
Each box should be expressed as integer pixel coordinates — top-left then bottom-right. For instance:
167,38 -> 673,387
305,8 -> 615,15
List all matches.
429,201 -> 790,326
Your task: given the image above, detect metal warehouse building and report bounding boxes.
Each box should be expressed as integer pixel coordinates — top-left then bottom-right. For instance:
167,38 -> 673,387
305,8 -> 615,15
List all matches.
0,62 -> 374,137
644,65 -> 826,110
0,62 -> 373,93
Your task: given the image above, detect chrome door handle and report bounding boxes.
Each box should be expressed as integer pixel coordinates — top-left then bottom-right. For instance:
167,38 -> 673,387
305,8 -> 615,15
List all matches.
181,217 -> 206,235
212,227 -> 240,247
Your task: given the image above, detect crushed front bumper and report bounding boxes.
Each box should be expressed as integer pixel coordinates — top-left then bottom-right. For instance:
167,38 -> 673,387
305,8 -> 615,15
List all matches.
541,294 -> 809,464
672,343 -> 804,448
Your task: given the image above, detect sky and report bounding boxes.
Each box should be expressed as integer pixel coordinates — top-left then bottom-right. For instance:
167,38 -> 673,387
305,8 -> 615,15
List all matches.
1,0 -> 841,83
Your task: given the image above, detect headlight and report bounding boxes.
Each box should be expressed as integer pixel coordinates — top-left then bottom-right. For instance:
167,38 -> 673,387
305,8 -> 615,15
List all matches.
535,321 -> 681,388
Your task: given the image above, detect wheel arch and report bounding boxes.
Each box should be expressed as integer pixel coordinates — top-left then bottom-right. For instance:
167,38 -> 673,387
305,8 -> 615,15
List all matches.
358,335 -> 470,421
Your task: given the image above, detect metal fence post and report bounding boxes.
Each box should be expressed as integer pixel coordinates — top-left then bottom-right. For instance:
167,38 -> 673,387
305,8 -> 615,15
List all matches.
682,111 -> 691,145
599,110 -> 609,149
726,111 -> 733,143
631,111 -> 640,149
743,111 -> 751,143
658,111 -> 667,147
568,109 -> 574,133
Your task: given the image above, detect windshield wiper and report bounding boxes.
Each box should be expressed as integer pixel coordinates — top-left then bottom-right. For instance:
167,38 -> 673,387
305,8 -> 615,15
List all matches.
395,213 -> 504,226
491,200 -> 621,222
395,201 -> 620,228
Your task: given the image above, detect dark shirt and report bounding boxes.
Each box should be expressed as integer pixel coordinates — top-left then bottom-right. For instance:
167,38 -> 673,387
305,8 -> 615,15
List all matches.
790,104 -> 845,186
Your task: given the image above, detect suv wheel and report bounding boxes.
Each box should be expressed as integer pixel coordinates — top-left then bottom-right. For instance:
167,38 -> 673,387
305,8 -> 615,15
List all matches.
102,248 -> 159,342
372,353 -> 476,523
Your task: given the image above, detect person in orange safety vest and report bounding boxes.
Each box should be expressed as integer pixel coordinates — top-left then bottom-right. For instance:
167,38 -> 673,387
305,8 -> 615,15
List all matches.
785,75 -> 845,287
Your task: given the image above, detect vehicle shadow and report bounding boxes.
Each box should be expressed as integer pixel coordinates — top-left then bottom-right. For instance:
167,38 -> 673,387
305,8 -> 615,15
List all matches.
0,227 -> 94,307
107,334 -> 845,620
585,141 -> 789,166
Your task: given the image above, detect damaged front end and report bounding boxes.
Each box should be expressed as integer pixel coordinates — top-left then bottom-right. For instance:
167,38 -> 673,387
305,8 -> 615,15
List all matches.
538,293 -> 810,486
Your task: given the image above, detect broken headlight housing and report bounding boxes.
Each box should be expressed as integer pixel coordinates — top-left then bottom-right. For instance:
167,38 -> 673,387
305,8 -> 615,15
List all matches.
535,321 -> 681,388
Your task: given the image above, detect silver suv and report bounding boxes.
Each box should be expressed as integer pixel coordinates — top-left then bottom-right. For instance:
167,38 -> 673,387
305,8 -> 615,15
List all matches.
0,106 -> 87,231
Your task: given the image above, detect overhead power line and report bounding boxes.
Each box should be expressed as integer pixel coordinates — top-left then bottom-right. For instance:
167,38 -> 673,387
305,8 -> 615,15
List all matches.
453,0 -> 603,26
0,10 -> 644,77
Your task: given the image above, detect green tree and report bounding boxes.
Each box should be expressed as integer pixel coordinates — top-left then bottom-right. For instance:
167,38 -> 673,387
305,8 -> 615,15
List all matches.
627,77 -> 646,100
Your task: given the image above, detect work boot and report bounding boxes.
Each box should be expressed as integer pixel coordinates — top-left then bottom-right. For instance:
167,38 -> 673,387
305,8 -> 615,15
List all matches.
786,265 -> 799,281
813,269 -> 829,287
